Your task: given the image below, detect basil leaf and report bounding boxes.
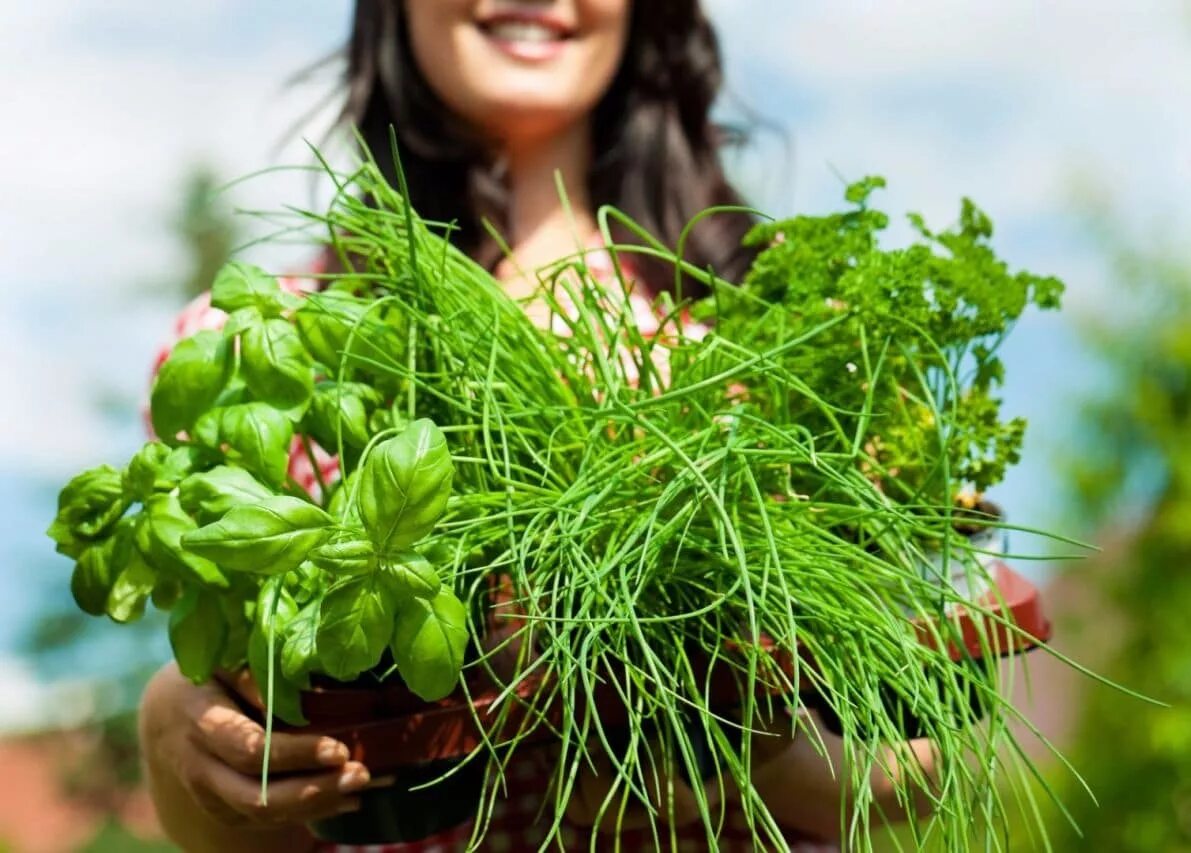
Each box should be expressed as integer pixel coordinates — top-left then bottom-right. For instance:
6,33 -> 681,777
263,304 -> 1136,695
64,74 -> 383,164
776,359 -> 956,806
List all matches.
48,464 -> 128,556
140,494 -> 228,589
290,560 -> 326,604
223,307 -> 261,338
326,472 -> 360,525
368,401 -> 410,437
178,466 -> 274,525
213,377 -> 252,409
170,588 -> 228,684
211,262 -> 292,317
248,579 -> 306,725
151,577 -> 183,610
123,443 -> 169,501
107,525 -> 157,624
294,290 -> 372,370
303,381 -> 376,451
71,538 -> 119,616
124,443 -> 204,502
310,536 -> 378,577
150,330 -> 233,442
241,319 -> 315,411
220,596 -> 252,671
359,419 -> 453,554
380,551 -> 440,600
390,589 -> 468,702
194,403 -> 294,488
316,576 -> 395,681
280,599 -> 320,683
182,496 -> 332,576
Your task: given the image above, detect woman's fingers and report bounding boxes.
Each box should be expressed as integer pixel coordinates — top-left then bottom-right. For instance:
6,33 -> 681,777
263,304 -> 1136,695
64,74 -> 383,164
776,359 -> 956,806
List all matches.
186,680 -> 350,775
189,753 -> 371,826
214,667 -> 266,711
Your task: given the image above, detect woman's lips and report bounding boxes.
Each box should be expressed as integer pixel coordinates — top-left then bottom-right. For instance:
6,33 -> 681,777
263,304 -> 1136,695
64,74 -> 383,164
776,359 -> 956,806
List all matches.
478,14 -> 574,62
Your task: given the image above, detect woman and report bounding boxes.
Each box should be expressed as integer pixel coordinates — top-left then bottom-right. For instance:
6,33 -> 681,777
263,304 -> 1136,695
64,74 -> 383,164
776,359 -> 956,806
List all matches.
139,1 -> 938,850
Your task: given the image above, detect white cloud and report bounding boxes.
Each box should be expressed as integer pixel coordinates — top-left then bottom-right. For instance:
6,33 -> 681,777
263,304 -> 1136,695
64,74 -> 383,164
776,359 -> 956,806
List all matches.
0,1 -> 349,474
706,0 -> 1191,312
0,656 -> 99,734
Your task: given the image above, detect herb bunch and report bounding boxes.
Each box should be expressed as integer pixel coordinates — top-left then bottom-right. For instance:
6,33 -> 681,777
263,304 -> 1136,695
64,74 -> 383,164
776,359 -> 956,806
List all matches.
49,150 -> 1069,851
703,176 -> 1063,503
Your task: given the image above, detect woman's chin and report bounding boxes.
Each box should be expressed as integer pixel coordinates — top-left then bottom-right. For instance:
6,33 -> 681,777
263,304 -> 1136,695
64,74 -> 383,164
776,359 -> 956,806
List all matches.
473,98 -> 591,145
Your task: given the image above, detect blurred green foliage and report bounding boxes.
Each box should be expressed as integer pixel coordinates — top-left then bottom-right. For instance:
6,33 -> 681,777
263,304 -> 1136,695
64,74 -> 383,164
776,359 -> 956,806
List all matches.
1041,224 -> 1191,850
175,167 -> 240,301
19,166 -> 239,833
78,819 -> 177,852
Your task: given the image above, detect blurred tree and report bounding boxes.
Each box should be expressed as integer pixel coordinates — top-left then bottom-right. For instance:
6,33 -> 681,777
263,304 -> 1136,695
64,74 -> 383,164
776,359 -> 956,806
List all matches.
1039,221 -> 1191,850
20,164 -> 239,825
173,166 -> 240,300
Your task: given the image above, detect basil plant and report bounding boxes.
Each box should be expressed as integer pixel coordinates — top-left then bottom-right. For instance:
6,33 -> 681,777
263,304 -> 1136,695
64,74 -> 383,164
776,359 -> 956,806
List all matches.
48,263 -> 467,724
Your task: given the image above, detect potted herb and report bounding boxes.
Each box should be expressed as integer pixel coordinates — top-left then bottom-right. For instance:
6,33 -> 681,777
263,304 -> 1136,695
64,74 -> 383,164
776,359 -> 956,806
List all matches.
47,262 -> 483,842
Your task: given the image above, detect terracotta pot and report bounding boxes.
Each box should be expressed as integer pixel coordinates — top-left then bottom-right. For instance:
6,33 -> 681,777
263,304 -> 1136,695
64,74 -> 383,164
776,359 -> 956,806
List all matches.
810,561 -> 1052,738
307,754 -> 485,844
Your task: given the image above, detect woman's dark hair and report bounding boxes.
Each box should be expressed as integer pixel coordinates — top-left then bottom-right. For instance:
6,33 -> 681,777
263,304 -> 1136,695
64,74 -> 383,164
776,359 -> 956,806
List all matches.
339,0 -> 755,296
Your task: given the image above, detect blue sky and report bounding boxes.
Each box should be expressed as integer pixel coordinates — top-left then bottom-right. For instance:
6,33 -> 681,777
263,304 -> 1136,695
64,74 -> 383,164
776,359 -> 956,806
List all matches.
1,0 -> 1188,724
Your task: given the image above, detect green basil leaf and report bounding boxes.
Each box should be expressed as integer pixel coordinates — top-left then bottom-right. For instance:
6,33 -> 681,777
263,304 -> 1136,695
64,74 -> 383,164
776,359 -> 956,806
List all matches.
170,588 -> 228,684
248,579 -> 305,725
107,524 -> 157,624
303,381 -> 376,451
139,494 -> 228,589
380,551 -> 440,600
219,595 -> 252,671
211,262 -> 289,317
310,536 -> 378,577
368,401 -> 411,437
123,443 -> 205,502
326,472 -> 360,525
316,576 -> 394,681
359,419 -> 453,554
280,599 -> 321,683
390,589 -> 468,702
294,290 -> 373,371
48,465 -> 128,555
290,560 -> 326,604
241,319 -> 315,411
182,496 -> 332,576
212,377 -> 252,409
178,466 -> 274,525
71,538 -> 119,616
194,403 -> 294,488
151,577 -> 183,610
223,307 -> 261,338
123,443 -> 169,501
150,330 -> 233,442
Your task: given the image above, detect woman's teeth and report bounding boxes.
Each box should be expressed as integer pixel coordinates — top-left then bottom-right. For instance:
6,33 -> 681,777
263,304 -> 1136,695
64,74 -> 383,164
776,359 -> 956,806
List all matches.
486,22 -> 563,43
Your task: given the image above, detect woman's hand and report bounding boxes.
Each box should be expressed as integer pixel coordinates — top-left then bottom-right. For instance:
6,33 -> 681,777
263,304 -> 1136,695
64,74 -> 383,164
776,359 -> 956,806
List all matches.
745,708 -> 939,842
564,743 -> 723,833
138,663 -> 378,852
564,710 -> 792,834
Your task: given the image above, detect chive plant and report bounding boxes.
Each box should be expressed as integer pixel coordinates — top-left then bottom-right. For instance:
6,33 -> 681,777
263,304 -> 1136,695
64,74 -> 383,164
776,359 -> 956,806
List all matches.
49,148 -> 1073,851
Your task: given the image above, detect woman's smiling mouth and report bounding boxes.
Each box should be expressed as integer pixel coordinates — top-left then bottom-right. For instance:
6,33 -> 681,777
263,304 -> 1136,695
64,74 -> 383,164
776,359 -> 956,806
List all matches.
477,11 -> 576,61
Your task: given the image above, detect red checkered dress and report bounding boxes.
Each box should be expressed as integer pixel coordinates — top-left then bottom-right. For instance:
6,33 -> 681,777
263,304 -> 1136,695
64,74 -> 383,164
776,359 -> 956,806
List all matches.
154,255 -> 839,852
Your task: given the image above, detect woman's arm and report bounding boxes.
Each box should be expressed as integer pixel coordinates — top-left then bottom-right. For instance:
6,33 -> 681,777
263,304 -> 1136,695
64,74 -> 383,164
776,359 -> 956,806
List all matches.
139,663 -> 372,853
566,707 -> 938,842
